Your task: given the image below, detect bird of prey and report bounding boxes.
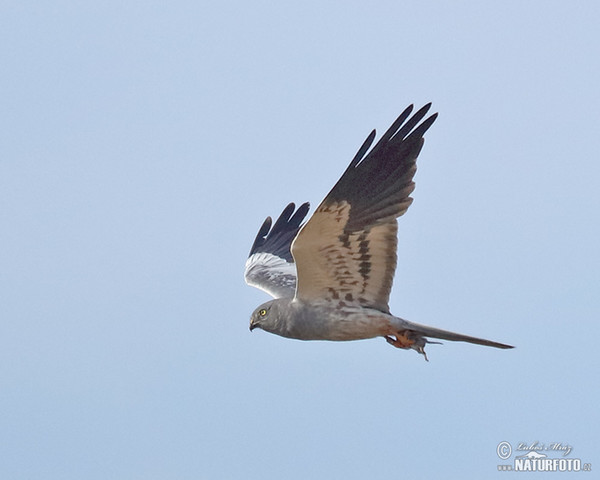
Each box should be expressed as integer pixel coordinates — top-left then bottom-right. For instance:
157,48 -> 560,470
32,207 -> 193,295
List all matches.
244,104 -> 513,360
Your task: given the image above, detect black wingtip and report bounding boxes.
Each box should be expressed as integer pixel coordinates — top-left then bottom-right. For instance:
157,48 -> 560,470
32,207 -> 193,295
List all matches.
348,130 -> 376,169
326,104 -> 438,216
292,202 -> 310,224
248,202 -> 311,261
248,216 -> 272,256
408,111 -> 438,141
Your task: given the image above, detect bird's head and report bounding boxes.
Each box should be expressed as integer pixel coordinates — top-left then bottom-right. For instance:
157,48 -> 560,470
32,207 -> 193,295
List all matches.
249,299 -> 284,334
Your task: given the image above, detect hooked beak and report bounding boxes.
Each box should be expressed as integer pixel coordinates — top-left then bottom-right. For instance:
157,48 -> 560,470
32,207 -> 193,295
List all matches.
249,321 -> 258,332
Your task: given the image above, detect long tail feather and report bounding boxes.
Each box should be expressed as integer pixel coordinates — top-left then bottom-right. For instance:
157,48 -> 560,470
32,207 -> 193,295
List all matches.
395,318 -> 514,349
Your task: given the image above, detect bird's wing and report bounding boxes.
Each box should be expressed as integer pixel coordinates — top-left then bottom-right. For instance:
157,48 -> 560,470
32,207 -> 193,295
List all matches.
291,104 -> 437,313
245,202 -> 310,298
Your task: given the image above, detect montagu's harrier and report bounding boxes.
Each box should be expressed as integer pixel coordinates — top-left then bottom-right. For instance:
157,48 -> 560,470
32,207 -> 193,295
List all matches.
244,104 -> 513,360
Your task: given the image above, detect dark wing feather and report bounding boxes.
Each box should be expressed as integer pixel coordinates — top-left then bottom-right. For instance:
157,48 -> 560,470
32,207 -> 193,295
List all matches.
292,105 -> 437,312
327,103 -> 437,230
245,202 -> 310,298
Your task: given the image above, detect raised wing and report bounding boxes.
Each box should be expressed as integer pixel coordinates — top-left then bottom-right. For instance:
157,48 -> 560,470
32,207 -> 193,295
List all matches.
292,104 -> 437,313
245,202 -> 310,298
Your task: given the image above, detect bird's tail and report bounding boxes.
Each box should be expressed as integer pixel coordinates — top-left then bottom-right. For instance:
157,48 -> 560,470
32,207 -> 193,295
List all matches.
387,317 -> 514,360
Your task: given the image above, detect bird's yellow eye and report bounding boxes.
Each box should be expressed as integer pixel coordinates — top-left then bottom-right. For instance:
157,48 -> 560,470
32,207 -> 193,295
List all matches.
259,308 -> 267,316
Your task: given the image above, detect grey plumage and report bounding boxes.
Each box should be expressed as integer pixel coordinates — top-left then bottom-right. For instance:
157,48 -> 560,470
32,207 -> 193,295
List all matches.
245,104 -> 513,360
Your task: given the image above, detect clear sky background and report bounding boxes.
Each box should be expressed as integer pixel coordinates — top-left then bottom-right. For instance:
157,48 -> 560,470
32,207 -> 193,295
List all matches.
1,1 -> 599,478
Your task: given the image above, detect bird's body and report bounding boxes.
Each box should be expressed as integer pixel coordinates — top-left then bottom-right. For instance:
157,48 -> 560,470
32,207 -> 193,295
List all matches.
251,298 -> 391,342
244,104 -> 513,359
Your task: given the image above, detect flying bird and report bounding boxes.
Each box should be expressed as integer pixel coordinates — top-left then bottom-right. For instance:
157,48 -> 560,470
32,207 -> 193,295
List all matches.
244,104 -> 513,359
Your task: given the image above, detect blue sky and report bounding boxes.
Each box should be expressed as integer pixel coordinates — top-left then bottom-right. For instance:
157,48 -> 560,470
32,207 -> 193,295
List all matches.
1,1 -> 598,478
